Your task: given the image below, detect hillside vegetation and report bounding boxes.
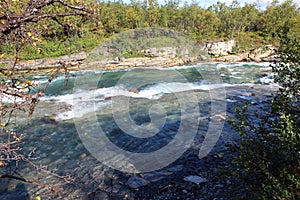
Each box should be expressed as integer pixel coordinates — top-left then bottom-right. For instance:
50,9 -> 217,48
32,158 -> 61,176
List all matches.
1,0 -> 300,60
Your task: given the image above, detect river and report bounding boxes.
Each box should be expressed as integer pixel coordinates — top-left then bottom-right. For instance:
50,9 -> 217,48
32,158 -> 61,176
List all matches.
1,62 -> 278,199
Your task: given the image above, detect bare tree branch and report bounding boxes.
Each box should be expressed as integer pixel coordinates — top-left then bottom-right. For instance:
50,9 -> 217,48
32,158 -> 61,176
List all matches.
0,0 -> 94,36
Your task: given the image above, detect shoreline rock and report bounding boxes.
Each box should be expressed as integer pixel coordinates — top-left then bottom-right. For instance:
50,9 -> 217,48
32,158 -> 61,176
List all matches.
211,44 -> 278,62
1,43 -> 279,74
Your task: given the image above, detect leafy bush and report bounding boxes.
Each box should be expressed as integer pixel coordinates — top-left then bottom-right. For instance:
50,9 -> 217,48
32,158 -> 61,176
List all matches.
1,33 -> 101,60
122,50 -> 145,59
235,31 -> 266,53
231,31 -> 300,199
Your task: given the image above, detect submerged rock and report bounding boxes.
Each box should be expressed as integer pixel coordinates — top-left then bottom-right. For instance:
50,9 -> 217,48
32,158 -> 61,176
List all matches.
184,175 -> 208,185
167,165 -> 184,173
129,88 -> 139,94
126,177 -> 150,189
209,114 -> 227,122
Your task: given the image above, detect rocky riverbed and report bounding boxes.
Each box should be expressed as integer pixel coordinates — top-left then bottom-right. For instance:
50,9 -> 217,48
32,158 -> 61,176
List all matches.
0,83 -> 277,200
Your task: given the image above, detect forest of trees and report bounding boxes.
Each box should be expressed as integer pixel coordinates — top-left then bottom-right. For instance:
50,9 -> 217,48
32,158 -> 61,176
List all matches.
1,0 -> 300,59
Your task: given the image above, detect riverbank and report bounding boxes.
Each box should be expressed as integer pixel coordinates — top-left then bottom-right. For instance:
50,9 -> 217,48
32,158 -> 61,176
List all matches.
0,41 -> 278,75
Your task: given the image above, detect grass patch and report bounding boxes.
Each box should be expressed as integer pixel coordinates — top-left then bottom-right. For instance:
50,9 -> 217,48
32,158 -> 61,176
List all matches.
122,50 -> 145,59
1,33 -> 103,60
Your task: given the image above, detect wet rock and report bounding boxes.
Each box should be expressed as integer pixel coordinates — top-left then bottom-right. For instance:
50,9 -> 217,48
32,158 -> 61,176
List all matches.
237,95 -> 252,101
209,114 -> 226,122
226,99 -> 237,103
80,153 -> 87,159
167,165 -> 184,173
41,114 -> 57,123
184,175 -> 208,185
112,184 -> 123,193
129,88 -> 139,94
141,171 -> 170,182
251,101 -> 258,105
126,176 -> 150,189
94,191 -> 109,200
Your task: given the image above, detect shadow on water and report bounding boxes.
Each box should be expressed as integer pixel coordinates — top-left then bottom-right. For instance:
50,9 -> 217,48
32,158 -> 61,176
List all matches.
0,118 -> 90,199
0,179 -> 30,200
0,98 -> 211,198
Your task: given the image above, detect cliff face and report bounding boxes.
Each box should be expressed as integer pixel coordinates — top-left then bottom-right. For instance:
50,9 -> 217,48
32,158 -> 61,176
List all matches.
204,40 -> 236,56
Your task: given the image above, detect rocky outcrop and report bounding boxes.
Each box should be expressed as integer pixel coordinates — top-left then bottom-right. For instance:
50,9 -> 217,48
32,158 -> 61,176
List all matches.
205,40 -> 236,56
126,176 -> 150,189
248,45 -> 278,62
212,45 -> 278,62
83,46 -> 206,70
212,54 -> 248,62
0,42 -> 280,74
141,47 -> 178,58
3,52 -> 87,71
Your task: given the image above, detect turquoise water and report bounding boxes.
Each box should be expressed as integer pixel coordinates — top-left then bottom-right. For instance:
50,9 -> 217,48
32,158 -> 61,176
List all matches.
38,62 -> 272,97
25,62 -> 273,159
1,62 -> 276,196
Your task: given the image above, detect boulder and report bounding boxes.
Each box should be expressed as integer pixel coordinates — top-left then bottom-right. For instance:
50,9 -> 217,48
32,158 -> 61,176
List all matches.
61,52 -> 87,62
184,175 -> 208,185
129,88 -> 139,94
249,45 -> 278,62
212,54 -> 248,62
141,47 -> 177,58
126,176 -> 150,189
205,40 -> 236,56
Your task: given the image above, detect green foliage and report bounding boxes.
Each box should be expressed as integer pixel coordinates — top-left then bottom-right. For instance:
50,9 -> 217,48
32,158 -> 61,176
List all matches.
87,28 -> 200,61
2,33 -> 101,60
122,50 -> 145,59
231,31 -> 300,199
2,0 -> 300,60
235,32 -> 266,53
1,0 -> 300,63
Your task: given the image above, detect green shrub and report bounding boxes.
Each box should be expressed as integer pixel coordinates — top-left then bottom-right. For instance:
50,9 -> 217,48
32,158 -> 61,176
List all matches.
235,31 -> 266,53
1,33 -> 102,60
122,50 -> 145,59
230,31 -> 300,199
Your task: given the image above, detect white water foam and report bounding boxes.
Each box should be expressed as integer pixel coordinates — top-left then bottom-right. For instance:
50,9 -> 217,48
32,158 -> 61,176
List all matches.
260,73 -> 275,84
43,81 -> 226,120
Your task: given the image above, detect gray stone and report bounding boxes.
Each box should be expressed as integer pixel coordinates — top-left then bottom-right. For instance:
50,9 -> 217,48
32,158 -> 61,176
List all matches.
142,47 -> 177,58
62,52 -> 87,62
141,172 -> 166,182
199,54 -> 208,61
209,114 -> 227,122
93,191 -> 109,200
167,165 -> 183,172
249,45 -> 277,62
184,175 -> 208,185
212,54 -> 247,62
126,176 -> 150,189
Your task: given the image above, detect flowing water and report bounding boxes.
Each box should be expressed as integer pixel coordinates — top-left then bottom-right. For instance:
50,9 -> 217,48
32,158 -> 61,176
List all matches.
1,62 -> 277,198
